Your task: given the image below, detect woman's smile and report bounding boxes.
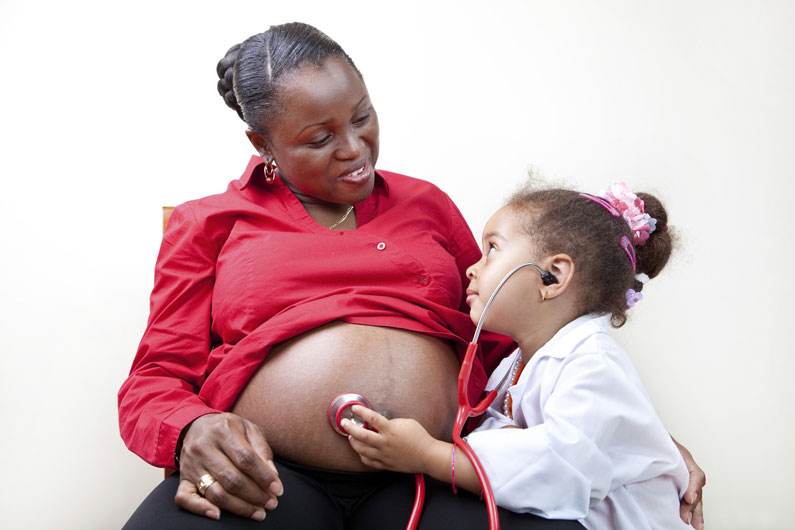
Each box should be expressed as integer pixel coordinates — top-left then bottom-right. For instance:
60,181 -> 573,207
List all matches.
337,159 -> 372,185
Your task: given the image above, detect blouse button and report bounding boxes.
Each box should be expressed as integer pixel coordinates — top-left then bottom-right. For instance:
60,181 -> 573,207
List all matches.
418,275 -> 429,286
376,242 -> 387,251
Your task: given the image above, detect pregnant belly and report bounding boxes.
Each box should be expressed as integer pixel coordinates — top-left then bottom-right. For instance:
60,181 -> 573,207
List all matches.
232,322 -> 460,471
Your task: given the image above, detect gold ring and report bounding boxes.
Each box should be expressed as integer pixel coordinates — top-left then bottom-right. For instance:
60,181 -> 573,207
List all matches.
197,473 -> 217,496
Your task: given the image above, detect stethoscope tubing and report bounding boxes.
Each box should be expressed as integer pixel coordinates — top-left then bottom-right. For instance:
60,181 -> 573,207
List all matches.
453,262 -> 551,530
336,262 -> 547,530
453,341 -> 501,530
406,473 -> 426,530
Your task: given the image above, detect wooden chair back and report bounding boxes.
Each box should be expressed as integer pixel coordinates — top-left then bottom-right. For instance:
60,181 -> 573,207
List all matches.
163,206 -> 174,233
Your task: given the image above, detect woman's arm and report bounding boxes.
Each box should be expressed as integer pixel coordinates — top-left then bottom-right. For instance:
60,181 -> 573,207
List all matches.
118,204 -> 282,520
118,204 -> 220,467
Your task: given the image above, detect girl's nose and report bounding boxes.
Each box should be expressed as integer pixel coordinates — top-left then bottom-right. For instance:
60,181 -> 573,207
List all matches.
466,263 -> 477,279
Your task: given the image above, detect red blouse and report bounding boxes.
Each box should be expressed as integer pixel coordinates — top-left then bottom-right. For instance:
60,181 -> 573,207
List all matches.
118,156 -> 512,468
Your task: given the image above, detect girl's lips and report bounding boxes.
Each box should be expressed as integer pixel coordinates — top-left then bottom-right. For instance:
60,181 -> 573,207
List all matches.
466,293 -> 478,306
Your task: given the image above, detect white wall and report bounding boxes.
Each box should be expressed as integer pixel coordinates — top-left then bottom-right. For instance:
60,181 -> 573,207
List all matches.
1,1 -> 793,528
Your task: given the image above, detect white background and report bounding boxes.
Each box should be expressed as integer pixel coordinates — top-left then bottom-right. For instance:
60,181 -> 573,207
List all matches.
1,1 -> 793,529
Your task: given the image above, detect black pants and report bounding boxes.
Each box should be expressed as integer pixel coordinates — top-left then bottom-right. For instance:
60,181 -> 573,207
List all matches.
123,460 -> 585,530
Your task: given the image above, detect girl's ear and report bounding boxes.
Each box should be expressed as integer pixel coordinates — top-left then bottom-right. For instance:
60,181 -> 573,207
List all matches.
245,130 -> 273,160
542,254 -> 574,300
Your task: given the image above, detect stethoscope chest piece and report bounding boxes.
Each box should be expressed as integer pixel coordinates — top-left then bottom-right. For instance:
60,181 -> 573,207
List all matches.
327,393 -> 372,435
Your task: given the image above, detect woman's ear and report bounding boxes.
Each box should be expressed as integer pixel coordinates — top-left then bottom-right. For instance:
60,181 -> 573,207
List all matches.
245,130 -> 272,160
542,254 -> 574,300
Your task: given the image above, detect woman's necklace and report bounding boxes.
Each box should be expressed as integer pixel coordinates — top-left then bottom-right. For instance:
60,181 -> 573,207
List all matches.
503,355 -> 527,419
327,205 -> 354,230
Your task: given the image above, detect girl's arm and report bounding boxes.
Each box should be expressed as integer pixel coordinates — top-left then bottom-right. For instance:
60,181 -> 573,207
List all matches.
343,405 -> 483,495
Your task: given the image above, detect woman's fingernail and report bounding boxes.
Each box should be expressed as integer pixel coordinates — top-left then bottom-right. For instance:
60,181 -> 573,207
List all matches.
686,512 -> 692,525
206,510 -> 220,520
252,509 -> 266,521
266,497 -> 278,510
270,481 -> 284,496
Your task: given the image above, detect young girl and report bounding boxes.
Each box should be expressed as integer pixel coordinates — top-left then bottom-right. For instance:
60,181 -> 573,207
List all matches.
343,183 -> 691,529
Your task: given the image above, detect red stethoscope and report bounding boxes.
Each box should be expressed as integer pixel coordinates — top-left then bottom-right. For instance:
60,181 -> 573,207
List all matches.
328,262 -> 557,530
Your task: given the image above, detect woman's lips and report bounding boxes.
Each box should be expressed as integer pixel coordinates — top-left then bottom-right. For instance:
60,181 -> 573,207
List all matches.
338,160 -> 371,184
466,291 -> 478,306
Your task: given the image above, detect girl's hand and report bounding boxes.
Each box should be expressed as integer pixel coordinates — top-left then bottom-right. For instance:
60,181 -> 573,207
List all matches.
342,405 -> 436,474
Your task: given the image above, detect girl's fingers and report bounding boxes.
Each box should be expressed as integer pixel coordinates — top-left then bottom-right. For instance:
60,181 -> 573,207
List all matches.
359,455 -> 386,470
341,418 -> 378,444
350,405 -> 386,430
345,434 -> 387,469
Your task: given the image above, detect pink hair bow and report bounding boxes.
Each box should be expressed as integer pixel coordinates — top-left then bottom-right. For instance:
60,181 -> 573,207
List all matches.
599,183 -> 657,246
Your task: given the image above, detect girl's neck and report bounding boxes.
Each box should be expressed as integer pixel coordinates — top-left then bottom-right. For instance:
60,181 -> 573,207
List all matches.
514,305 -> 579,364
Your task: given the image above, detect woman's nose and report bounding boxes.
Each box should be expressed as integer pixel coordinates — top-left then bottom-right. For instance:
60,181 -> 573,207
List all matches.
336,131 -> 363,159
466,263 -> 477,279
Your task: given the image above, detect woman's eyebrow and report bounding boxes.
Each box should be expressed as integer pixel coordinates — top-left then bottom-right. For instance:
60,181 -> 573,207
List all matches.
353,94 -> 369,109
298,95 -> 371,135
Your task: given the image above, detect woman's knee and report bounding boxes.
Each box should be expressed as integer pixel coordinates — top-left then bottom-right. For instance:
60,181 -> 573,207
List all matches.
123,464 -> 344,530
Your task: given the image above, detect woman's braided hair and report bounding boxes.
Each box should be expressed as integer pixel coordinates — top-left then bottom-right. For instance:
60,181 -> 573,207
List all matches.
507,186 -> 674,327
216,22 -> 361,135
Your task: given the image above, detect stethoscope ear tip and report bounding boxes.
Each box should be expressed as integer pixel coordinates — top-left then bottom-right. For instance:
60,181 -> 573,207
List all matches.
541,271 -> 558,285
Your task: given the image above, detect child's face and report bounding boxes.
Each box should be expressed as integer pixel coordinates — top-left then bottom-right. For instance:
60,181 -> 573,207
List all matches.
465,206 -> 543,336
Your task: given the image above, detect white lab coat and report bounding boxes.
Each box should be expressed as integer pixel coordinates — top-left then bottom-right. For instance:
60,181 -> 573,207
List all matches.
466,314 -> 690,530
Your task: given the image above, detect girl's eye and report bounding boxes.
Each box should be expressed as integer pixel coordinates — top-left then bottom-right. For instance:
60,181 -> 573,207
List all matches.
487,243 -> 496,255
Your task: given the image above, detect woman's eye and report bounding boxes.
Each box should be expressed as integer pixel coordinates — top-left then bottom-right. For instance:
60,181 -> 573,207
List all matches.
487,244 -> 496,255
353,113 -> 370,126
309,135 -> 332,147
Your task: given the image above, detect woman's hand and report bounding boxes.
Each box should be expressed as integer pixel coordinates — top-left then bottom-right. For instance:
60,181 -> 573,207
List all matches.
343,405 -> 436,474
174,413 -> 284,521
672,436 -> 706,529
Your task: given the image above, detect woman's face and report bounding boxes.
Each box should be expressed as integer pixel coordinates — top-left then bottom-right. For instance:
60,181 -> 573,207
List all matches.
465,206 -> 543,337
253,57 -> 380,206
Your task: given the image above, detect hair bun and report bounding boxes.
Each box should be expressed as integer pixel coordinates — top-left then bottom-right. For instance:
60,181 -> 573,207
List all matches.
216,43 -> 243,119
635,193 -> 673,281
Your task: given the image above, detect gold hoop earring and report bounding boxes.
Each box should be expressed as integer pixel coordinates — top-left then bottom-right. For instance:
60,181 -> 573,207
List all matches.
265,159 -> 277,183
